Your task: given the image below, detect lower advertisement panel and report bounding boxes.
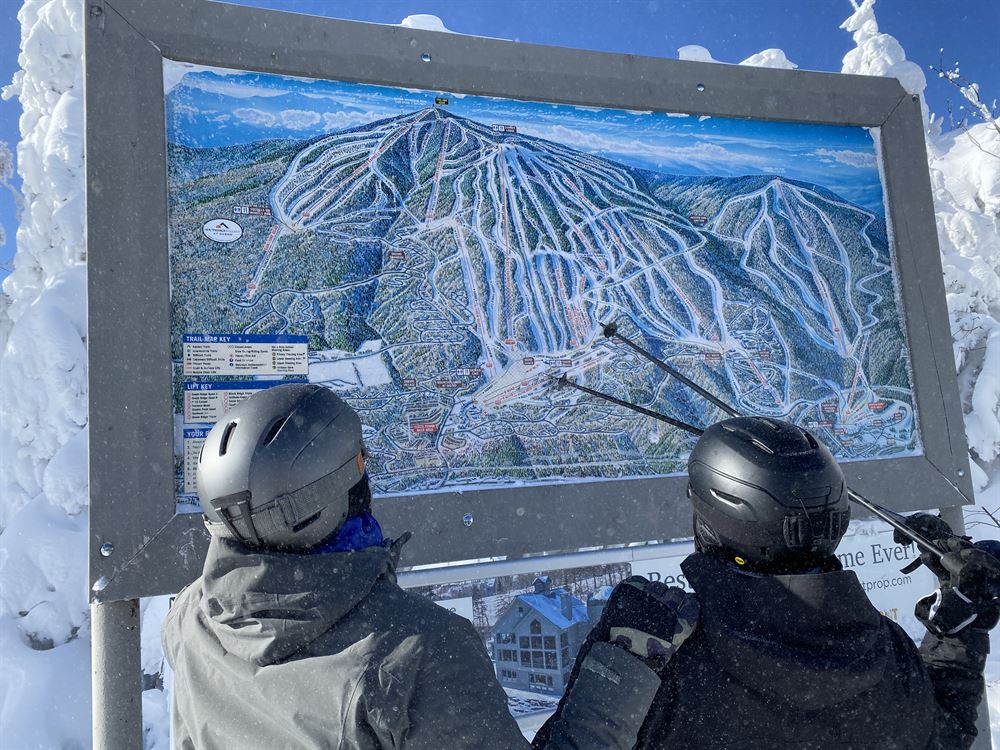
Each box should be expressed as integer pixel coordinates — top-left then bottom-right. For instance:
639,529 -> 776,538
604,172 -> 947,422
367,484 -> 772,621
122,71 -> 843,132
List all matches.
399,521 -> 937,737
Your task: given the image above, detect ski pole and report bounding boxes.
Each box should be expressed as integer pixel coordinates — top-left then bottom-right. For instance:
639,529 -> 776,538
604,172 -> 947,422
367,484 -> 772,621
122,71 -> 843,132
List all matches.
845,489 -> 945,560
602,322 -> 739,417
596,322 -> 949,559
552,374 -> 703,436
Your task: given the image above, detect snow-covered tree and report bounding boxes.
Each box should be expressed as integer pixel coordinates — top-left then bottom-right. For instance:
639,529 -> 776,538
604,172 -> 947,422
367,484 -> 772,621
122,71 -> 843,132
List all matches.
0,1 -> 90,747
0,139 -> 16,249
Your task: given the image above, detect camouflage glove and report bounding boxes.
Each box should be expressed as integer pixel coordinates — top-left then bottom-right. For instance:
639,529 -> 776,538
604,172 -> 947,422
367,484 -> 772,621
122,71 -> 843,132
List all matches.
916,539 -> 1000,636
594,576 -> 699,672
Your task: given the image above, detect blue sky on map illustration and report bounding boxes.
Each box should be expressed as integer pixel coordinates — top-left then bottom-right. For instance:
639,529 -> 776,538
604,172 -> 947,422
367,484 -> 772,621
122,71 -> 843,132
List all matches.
166,62 -> 886,214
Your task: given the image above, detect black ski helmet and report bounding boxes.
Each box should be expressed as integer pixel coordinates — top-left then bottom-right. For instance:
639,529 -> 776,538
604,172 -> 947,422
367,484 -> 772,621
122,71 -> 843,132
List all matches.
687,416 -> 850,568
197,383 -> 366,551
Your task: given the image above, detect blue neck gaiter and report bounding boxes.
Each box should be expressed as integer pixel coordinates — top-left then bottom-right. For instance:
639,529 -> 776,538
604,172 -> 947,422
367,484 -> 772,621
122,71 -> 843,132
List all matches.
308,511 -> 384,555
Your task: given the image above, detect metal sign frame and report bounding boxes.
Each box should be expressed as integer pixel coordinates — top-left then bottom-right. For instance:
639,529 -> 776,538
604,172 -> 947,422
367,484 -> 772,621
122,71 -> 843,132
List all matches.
86,0 -> 972,602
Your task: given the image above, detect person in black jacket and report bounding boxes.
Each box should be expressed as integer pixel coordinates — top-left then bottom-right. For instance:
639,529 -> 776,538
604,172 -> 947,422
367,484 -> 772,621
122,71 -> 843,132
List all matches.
538,416 -> 999,749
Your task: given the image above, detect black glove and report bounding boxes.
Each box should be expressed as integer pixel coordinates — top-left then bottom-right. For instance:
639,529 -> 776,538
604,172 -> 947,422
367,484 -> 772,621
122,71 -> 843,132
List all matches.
892,512 -> 955,547
916,538 -> 1000,636
893,513 -> 961,575
592,576 -> 699,672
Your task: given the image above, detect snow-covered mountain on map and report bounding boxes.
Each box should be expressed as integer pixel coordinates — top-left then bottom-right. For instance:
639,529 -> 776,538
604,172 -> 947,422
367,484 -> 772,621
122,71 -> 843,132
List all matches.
168,106 -> 919,494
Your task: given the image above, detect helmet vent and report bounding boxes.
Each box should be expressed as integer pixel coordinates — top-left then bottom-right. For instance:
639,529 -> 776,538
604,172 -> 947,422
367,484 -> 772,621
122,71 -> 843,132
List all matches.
218,421 -> 238,456
262,417 -> 288,446
750,438 -> 775,455
710,488 -> 744,506
291,510 -> 322,533
801,429 -> 819,450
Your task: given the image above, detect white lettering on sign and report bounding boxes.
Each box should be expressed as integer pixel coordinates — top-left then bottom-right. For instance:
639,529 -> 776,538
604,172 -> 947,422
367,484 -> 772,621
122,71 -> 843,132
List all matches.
183,341 -> 308,377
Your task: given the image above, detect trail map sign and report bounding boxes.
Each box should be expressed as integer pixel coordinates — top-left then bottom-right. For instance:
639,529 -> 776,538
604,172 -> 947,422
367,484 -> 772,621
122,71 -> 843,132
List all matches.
167,65 -> 921,510
87,0 -> 972,601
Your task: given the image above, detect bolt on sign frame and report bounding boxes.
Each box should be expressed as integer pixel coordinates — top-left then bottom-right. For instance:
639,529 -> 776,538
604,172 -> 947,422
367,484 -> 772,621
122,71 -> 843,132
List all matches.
87,0 -> 973,605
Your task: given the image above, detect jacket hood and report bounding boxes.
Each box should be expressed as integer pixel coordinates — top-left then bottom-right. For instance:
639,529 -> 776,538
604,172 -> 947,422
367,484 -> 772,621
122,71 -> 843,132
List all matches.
681,552 -> 890,711
198,535 -> 400,667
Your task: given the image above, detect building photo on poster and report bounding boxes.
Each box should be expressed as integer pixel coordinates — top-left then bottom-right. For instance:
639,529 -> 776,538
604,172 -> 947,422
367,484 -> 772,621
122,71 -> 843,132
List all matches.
410,560 -> 632,725
164,60 -> 922,511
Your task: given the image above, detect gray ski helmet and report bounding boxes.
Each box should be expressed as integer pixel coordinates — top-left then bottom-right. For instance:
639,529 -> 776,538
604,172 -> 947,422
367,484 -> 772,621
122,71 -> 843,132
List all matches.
687,416 -> 850,567
196,383 -> 366,551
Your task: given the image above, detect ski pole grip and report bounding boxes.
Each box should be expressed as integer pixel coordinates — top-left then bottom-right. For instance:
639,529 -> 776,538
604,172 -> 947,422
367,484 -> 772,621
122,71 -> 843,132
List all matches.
941,551 -> 964,578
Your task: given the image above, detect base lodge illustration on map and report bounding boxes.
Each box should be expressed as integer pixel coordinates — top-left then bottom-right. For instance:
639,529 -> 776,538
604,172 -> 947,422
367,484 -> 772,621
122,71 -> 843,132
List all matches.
168,70 -> 922,499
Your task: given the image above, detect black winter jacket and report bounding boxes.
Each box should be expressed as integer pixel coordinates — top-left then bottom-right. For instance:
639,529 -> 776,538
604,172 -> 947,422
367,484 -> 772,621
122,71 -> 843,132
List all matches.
539,552 -> 988,749
635,553 -> 937,749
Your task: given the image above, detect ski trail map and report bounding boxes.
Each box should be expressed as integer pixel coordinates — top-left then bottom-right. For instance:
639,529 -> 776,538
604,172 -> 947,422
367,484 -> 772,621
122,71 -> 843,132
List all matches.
165,62 -> 922,501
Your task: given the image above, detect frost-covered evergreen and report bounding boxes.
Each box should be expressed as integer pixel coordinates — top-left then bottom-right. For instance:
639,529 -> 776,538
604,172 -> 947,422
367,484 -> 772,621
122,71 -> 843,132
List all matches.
0,1 -> 91,747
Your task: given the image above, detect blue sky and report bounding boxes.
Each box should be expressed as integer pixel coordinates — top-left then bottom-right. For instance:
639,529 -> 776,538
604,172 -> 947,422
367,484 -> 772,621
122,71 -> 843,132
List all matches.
2,0 -> 998,285
169,63 -> 887,212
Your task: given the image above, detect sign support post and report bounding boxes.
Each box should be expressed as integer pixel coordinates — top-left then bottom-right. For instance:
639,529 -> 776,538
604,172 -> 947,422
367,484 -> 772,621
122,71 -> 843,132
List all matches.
91,598 -> 143,749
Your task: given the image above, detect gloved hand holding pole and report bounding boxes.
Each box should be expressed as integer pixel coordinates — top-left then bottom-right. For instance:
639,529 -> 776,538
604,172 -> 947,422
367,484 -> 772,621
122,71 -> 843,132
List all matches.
591,576 -> 700,673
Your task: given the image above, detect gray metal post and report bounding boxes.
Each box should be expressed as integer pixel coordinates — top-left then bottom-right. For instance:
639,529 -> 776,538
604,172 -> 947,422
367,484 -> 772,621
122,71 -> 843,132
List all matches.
935,506 -> 992,750
92,598 -> 143,749
939,505 -> 966,537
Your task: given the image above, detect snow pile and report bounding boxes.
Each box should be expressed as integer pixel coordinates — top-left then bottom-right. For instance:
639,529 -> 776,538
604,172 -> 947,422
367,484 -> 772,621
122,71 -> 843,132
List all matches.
399,14 -> 453,33
0,0 -> 91,747
677,45 -> 718,64
739,49 -> 798,70
677,45 -> 799,71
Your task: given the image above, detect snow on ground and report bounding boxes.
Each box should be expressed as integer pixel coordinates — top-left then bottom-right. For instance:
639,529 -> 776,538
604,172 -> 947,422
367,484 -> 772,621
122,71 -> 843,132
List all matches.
2,0 -> 1000,747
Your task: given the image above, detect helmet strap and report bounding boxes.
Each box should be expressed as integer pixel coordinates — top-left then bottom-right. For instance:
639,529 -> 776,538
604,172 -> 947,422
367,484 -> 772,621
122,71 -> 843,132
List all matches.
347,472 -> 372,517
209,490 -> 262,547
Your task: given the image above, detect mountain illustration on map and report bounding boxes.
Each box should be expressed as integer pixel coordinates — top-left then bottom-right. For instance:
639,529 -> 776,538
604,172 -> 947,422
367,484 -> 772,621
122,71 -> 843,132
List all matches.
168,105 -> 920,495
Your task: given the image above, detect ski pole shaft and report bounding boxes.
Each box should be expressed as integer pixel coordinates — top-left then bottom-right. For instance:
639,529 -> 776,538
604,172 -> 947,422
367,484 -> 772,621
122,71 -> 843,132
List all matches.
602,322 -> 740,417
846,489 -> 944,560
599,321 -> 948,558
553,375 -> 703,436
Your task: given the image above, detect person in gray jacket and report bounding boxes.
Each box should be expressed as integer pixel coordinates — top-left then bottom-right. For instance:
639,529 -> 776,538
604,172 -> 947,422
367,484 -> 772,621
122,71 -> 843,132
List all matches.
163,383 -> 699,749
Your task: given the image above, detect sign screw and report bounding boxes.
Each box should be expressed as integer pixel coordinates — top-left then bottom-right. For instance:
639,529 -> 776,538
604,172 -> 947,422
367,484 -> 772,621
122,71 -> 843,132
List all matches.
462,513 -> 474,527
957,468 -> 966,477
90,4 -> 103,17
421,53 -> 432,63
696,83 -> 706,92
100,542 -> 115,557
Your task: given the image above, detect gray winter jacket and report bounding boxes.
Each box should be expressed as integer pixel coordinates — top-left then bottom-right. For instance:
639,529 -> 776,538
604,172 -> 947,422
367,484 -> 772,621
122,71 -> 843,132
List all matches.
163,536 -> 660,749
